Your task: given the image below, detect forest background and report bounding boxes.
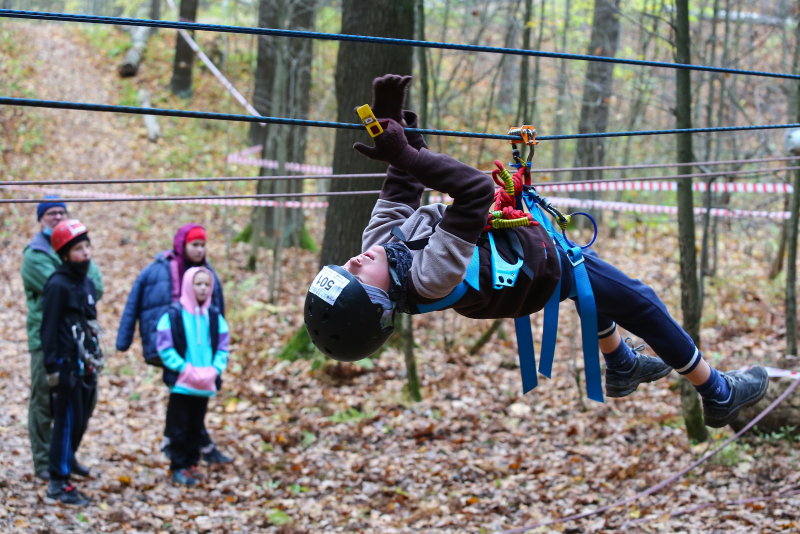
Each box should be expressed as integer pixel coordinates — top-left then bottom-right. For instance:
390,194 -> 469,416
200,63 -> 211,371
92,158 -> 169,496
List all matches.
0,0 -> 799,532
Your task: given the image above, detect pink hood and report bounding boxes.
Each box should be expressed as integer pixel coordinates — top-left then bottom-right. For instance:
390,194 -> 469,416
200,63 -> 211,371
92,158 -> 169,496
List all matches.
179,267 -> 214,315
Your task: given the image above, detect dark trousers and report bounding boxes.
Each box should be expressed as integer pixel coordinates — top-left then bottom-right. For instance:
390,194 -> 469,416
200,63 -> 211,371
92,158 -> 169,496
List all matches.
48,370 -> 96,481
558,247 -> 699,374
164,406 -> 213,452
166,393 -> 208,471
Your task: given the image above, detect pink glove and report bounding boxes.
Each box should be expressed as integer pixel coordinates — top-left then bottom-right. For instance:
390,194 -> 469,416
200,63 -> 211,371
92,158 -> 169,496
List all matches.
353,119 -> 419,173
175,363 -> 218,392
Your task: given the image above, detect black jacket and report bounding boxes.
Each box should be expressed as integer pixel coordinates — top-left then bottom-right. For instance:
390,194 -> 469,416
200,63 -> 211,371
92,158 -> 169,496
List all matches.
41,263 -> 98,374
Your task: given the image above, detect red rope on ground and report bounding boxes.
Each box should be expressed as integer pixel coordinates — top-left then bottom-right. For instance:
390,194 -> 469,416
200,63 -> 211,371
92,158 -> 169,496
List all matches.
621,486 -> 800,527
497,378 -> 800,534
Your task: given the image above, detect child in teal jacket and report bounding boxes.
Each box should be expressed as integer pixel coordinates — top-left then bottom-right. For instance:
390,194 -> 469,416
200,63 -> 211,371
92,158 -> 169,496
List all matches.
156,267 -> 229,485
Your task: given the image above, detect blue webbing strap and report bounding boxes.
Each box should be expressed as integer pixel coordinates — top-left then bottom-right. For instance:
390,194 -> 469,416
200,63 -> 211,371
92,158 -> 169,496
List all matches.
539,251 -> 561,379
565,246 -> 604,402
522,191 -> 604,402
514,316 -> 538,392
415,245 -> 480,313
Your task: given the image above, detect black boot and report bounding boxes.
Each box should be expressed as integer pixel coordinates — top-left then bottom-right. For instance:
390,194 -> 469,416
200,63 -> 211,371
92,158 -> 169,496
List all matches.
46,481 -> 90,506
202,447 -> 233,464
71,460 -> 91,478
702,366 -> 769,428
605,340 -> 672,398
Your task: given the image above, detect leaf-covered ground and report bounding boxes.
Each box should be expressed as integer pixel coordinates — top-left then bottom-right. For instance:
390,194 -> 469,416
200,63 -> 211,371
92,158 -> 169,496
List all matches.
1,22 -> 799,534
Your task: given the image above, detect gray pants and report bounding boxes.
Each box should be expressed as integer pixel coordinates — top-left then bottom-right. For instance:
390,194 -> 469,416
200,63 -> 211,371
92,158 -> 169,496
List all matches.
28,349 -> 97,473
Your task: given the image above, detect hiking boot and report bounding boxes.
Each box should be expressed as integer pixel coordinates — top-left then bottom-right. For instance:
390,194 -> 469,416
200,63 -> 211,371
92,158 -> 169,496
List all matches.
46,482 -> 90,506
202,447 -> 233,464
605,341 -> 672,398
35,469 -> 50,481
172,469 -> 199,487
702,366 -> 769,428
71,460 -> 91,478
188,465 -> 205,481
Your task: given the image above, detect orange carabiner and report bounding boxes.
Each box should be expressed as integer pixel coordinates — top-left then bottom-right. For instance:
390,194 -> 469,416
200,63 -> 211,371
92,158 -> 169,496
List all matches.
508,125 -> 538,146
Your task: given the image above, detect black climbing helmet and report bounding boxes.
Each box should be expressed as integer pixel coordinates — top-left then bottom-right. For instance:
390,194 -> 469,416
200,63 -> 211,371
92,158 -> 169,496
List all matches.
304,265 -> 395,362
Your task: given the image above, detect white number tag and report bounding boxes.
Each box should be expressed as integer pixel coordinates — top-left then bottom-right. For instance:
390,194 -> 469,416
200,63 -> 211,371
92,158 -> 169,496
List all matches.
309,267 -> 350,305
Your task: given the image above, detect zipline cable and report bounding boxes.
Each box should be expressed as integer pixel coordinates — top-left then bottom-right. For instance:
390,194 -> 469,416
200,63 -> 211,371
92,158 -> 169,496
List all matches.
2,9 -> 800,81
2,165 -> 796,188
4,97 -> 800,142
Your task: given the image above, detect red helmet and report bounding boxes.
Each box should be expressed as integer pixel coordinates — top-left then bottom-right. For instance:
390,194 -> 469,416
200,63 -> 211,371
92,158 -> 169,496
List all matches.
52,219 -> 88,254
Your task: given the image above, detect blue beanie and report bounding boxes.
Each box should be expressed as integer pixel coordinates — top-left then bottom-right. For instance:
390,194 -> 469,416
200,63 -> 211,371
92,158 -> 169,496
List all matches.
37,195 -> 67,221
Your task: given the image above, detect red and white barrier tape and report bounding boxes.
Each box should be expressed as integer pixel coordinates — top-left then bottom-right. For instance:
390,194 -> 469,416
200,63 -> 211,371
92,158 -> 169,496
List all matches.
739,365 -> 800,379
2,185 -> 328,209
226,153 -> 333,175
536,181 -> 794,194
3,184 -> 791,218
427,194 -> 790,219
166,0 -> 264,125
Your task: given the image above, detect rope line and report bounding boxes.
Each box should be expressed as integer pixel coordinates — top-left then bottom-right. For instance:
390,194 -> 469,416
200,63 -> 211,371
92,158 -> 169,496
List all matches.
622,487 -> 800,527
497,378 -> 800,533
5,97 -> 800,142
0,174 -> 385,186
2,165 -> 794,188
3,9 -> 800,80
0,190 -> 383,204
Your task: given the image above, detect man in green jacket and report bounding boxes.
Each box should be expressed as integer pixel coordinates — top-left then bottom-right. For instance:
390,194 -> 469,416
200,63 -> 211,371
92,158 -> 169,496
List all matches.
21,197 -> 104,480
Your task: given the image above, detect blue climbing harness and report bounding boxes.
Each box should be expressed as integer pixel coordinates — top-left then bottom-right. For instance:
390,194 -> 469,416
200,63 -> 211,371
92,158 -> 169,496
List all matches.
411,188 -> 604,403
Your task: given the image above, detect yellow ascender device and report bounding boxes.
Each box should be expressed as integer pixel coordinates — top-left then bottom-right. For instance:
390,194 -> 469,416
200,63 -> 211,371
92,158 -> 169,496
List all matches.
356,104 -> 384,138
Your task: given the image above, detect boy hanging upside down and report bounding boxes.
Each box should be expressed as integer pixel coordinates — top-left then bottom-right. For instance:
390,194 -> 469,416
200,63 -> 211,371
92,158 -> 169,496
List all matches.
304,74 -> 768,427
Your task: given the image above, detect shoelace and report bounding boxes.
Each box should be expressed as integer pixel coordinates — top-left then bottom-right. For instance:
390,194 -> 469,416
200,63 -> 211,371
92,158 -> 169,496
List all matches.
625,337 -> 647,356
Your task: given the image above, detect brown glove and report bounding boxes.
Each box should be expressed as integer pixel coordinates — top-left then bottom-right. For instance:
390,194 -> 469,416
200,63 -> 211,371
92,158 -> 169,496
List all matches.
370,74 -> 412,123
353,119 -> 419,173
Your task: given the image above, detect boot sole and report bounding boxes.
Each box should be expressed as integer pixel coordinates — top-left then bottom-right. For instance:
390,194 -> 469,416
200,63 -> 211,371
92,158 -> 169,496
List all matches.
43,496 -> 89,507
703,375 -> 770,429
606,365 -> 673,398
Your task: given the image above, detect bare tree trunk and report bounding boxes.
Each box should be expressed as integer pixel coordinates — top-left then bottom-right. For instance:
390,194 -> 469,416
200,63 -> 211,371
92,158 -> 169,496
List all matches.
769,193 -> 791,279
400,314 -> 422,402
551,0 -> 571,171
675,0 -> 708,443
119,26 -> 150,78
319,0 -> 415,267
150,0 -> 161,29
246,0 -> 316,269
137,89 -> 161,142
529,0 -> 547,127
786,4 -> 800,358
787,165 -> 800,357
170,0 -> 199,98
515,0 -> 533,125
415,0 -> 429,130
496,3 -> 521,116
570,0 -> 622,184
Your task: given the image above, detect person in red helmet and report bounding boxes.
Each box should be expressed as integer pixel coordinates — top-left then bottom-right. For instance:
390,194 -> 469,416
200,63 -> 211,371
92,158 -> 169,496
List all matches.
40,220 -> 103,506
